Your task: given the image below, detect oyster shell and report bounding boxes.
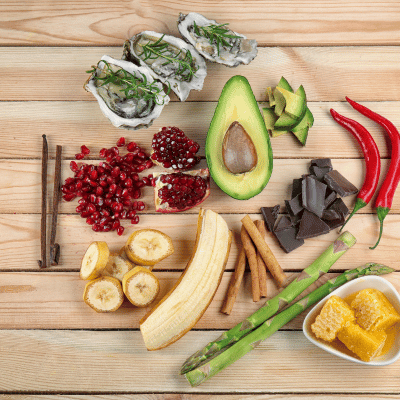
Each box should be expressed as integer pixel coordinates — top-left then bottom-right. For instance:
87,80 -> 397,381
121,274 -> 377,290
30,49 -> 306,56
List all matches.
122,31 -> 207,101
85,55 -> 169,130
177,12 -> 258,67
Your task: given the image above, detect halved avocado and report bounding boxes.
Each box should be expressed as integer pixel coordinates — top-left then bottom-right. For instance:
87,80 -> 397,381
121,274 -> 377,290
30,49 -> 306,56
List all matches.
206,76 -> 273,200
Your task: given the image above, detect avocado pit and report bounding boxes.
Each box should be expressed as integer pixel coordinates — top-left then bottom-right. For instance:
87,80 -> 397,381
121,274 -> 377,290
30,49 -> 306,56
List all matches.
222,121 -> 258,174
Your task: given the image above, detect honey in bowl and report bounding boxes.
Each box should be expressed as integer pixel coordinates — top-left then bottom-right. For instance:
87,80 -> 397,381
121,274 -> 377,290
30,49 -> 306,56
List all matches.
310,288 -> 400,362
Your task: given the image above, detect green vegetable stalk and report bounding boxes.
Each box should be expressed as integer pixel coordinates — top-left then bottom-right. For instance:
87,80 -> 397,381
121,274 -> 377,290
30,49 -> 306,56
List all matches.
180,231 -> 357,375
185,263 -> 394,386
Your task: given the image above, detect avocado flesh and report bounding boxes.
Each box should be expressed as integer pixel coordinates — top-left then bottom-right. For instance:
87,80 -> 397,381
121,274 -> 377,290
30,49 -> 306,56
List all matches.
273,88 -> 286,116
292,107 -> 314,145
275,87 -> 306,120
206,76 -> 273,200
277,76 -> 293,92
262,108 -> 287,137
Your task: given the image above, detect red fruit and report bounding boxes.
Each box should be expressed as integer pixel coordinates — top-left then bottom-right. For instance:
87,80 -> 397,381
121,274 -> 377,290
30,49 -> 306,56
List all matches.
70,161 -> 79,172
75,153 -> 85,160
151,127 -> 201,171
116,137 -> 126,147
127,142 -> 137,152
153,169 -> 210,213
81,145 -> 90,155
117,226 -> 125,236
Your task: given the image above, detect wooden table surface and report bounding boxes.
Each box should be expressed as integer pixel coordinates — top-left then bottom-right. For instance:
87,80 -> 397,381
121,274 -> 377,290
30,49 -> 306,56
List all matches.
2,0 -> 400,398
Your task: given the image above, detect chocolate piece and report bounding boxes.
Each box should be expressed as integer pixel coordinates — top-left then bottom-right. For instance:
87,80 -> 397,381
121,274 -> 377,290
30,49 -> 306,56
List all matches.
322,208 -> 341,221
310,165 -> 333,181
261,205 -> 280,232
296,209 -> 330,239
274,215 -> 293,232
330,198 -> 349,218
289,209 -> 304,226
324,170 -> 358,197
302,176 -> 327,218
311,158 -> 333,169
324,190 -> 337,208
285,194 -> 303,216
323,198 -> 349,231
274,226 -> 304,253
325,217 -> 345,231
291,178 -> 303,199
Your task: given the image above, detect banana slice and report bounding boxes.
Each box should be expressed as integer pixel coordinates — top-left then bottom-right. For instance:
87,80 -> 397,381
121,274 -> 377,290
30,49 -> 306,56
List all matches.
83,276 -> 124,312
102,253 -> 134,281
122,266 -> 160,307
80,241 -> 110,280
125,229 -> 174,266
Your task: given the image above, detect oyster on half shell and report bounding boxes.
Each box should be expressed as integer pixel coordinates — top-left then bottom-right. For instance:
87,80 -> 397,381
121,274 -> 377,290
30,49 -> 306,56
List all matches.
177,12 -> 258,67
85,56 -> 169,130
122,31 -> 207,101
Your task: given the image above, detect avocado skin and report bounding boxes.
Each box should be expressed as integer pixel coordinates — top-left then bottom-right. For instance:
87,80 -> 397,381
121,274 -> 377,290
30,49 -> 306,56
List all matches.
206,76 -> 273,200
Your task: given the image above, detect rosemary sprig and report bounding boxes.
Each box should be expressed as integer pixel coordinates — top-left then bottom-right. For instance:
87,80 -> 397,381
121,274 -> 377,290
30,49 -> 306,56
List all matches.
87,60 -> 170,106
193,21 -> 241,56
139,35 -> 198,82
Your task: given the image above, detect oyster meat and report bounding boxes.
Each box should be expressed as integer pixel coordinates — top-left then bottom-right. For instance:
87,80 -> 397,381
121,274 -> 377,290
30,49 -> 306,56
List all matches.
122,31 -> 207,101
85,55 -> 169,130
177,12 -> 258,67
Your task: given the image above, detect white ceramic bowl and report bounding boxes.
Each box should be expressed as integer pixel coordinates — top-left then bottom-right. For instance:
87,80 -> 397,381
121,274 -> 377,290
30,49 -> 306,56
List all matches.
303,275 -> 400,366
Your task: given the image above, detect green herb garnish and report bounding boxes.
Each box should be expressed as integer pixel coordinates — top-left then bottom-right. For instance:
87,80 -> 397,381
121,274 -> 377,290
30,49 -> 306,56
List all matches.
139,35 -> 198,82
192,21 -> 241,56
87,60 -> 170,106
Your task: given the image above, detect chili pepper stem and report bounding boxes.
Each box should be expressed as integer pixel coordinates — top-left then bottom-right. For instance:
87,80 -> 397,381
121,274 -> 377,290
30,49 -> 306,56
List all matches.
370,206 -> 390,250
340,198 -> 367,232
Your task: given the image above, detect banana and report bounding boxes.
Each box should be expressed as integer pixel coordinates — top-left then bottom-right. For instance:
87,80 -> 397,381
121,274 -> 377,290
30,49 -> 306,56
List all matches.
125,229 -> 174,266
122,266 -> 160,307
139,209 -> 232,351
83,276 -> 124,312
80,241 -> 110,280
102,253 -> 134,281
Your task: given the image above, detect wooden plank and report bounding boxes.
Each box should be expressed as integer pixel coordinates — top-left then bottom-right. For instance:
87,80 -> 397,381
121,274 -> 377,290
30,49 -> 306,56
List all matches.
1,158 -> 398,215
0,100 -> 399,159
2,1 -> 400,46
1,213 -> 400,271
0,271 -> 398,330
4,47 -> 400,102
0,329 -> 399,393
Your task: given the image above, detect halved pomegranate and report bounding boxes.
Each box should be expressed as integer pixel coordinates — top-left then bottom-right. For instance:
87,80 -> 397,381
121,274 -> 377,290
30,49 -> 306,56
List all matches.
153,169 -> 210,213
151,126 -> 201,170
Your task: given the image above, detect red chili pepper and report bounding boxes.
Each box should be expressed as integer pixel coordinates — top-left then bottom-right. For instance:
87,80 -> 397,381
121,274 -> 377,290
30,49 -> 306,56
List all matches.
346,96 -> 400,249
330,108 -> 381,232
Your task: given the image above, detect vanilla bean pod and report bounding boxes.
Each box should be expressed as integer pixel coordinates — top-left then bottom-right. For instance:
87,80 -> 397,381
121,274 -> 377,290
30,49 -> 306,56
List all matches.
50,145 -> 62,265
38,134 -> 48,268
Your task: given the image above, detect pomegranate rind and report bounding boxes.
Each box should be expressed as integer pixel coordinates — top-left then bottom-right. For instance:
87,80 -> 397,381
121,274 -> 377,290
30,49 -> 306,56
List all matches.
153,168 -> 211,213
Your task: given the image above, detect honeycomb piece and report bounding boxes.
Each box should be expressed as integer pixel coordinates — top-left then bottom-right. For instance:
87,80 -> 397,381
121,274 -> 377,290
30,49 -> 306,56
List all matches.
351,289 -> 400,332
337,322 -> 387,362
311,295 -> 355,342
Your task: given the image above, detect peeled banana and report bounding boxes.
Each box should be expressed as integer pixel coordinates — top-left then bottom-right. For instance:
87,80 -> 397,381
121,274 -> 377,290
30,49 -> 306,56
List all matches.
122,266 -> 160,307
125,229 -> 174,266
83,276 -> 124,312
102,253 -> 134,282
80,241 -> 110,280
139,209 -> 232,350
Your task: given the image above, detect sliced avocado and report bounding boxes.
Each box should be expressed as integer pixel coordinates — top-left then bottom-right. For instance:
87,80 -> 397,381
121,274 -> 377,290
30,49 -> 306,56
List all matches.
292,107 -> 314,145
270,129 -> 289,137
262,108 -> 278,130
293,128 -> 309,146
206,76 -> 273,200
266,87 -> 275,107
275,86 -> 306,120
277,76 -> 293,92
273,88 -> 286,116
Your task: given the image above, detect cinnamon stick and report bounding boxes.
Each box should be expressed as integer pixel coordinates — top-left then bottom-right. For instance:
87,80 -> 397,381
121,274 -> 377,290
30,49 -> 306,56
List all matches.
38,134 -> 48,268
240,225 -> 260,302
50,145 -> 62,265
255,220 -> 268,297
241,214 -> 288,288
221,248 -> 246,315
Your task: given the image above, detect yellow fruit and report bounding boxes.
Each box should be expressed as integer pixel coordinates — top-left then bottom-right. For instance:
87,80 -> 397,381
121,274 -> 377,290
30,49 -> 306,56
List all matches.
102,253 -> 134,282
80,241 -> 110,280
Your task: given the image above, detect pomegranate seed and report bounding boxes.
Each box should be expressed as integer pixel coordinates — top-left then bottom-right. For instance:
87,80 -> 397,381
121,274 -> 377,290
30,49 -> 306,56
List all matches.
92,224 -> 101,232
117,226 -> 125,236
131,216 -> 140,224
63,193 -> 76,201
120,172 -> 127,181
95,186 -> 103,196
111,166 -> 120,178
116,137 -> 126,147
86,217 -> 94,225
75,153 -> 85,160
112,220 -> 120,230
76,205 -> 85,213
109,183 -> 117,194
127,210 -> 136,218
70,161 -> 79,172
124,178 -> 133,187
87,203 -> 96,214
104,198 -> 112,206
99,148 -> 107,158
136,201 -> 145,211
126,142 -> 137,152
120,210 -> 128,219
81,145 -> 90,155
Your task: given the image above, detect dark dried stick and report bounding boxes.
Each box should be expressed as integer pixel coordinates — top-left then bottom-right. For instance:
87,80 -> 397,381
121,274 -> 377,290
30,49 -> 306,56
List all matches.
50,145 -> 62,265
38,134 -> 48,268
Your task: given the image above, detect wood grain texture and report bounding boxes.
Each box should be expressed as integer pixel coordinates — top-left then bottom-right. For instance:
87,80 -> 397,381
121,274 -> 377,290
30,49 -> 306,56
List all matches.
0,329 -> 399,393
0,397 -> 398,400
2,1 -> 400,46
4,47 -> 400,102
1,213 -> 400,272
0,271 -> 398,330
1,100 -> 400,159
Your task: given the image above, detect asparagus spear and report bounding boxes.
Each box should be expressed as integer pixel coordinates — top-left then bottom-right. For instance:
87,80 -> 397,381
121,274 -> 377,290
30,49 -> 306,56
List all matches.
180,231 -> 356,374
185,263 -> 394,386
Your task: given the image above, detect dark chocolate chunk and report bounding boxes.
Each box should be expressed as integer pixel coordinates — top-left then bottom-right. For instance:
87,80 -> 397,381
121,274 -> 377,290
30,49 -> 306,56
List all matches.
289,209 -> 304,226
322,208 -> 341,221
324,170 -> 358,197
324,190 -> 337,208
291,178 -> 303,199
261,205 -> 280,232
323,198 -> 349,231
311,158 -> 333,169
310,165 -> 333,181
285,194 -> 303,216
296,209 -> 330,239
274,215 -> 293,232
302,175 -> 327,218
325,217 -> 345,231
274,226 -> 305,253
330,198 -> 349,219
